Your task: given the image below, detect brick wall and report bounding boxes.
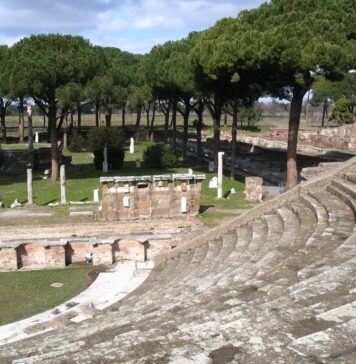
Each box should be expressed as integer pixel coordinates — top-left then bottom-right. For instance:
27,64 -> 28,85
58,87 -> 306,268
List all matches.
101,175 -> 205,221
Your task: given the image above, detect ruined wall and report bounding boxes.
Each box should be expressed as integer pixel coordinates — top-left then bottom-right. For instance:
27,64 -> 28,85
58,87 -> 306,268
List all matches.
114,239 -> 147,262
297,122 -> 356,149
0,247 -> 17,270
0,239 -> 147,271
44,246 -> 66,268
101,175 -> 205,221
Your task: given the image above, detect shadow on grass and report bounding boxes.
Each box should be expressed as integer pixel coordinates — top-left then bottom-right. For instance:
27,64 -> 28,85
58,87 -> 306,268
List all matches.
199,205 -> 214,213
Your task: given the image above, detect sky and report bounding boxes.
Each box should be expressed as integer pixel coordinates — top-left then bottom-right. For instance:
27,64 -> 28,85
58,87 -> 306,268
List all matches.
0,0 -> 266,54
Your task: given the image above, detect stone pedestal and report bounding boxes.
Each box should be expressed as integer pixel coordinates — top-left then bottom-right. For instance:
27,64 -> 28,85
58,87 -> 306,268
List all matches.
93,189 -> 100,203
245,177 -> 263,202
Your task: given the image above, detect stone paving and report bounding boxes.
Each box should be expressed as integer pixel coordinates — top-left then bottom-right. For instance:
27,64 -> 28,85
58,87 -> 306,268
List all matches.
1,161 -> 356,363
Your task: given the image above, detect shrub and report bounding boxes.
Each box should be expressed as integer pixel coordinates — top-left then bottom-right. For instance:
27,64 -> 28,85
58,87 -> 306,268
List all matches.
329,98 -> 355,124
87,127 -> 124,151
87,127 -> 125,170
143,144 -> 177,169
93,147 -> 124,170
68,130 -> 86,152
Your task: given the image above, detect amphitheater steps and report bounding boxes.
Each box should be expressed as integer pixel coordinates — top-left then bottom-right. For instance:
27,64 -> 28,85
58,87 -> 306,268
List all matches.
288,318 -> 356,362
1,161 -> 356,363
188,234 -> 237,292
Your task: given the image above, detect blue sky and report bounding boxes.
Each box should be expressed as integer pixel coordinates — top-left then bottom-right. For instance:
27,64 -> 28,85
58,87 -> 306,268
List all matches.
0,0 -> 267,54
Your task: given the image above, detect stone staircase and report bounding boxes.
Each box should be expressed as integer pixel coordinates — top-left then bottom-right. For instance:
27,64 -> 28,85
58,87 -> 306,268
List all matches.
1,157 -> 356,363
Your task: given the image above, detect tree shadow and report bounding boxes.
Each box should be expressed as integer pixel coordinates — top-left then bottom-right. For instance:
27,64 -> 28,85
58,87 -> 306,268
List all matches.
199,205 -> 214,213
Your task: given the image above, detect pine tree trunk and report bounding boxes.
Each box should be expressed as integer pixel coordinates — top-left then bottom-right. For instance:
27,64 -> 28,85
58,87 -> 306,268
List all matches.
195,100 -> 204,163
19,97 -> 25,143
150,102 -> 156,131
163,103 -> 170,144
230,100 -> 238,180
182,100 -> 190,158
321,102 -> 327,127
95,103 -> 100,127
49,103 -> 59,182
77,102 -> 82,129
135,105 -> 142,128
0,107 -> 6,143
122,101 -> 126,128
145,102 -> 151,128
172,101 -> 177,153
28,114 -> 34,153
105,107 -> 112,127
207,97 -> 223,172
287,86 -> 307,189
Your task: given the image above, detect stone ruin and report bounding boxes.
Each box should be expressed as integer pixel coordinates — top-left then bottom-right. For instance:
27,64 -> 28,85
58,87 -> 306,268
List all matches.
2,157 -> 356,362
100,174 -> 206,221
0,237 -> 149,271
274,122 -> 356,150
244,176 -> 263,202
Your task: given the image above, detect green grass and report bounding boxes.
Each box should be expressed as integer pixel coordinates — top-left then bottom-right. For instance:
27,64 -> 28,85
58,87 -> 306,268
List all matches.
0,141 -> 251,212
0,265 -> 93,325
198,210 -> 238,228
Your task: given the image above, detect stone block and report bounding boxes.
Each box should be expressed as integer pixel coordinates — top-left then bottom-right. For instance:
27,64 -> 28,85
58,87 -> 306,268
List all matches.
0,247 -> 17,270
245,177 -> 263,202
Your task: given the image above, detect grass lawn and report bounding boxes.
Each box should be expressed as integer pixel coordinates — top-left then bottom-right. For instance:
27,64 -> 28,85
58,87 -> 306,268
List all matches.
0,141 -> 250,212
0,265 -> 94,325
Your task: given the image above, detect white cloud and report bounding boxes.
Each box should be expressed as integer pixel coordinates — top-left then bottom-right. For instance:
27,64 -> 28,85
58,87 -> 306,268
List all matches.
0,0 -> 267,52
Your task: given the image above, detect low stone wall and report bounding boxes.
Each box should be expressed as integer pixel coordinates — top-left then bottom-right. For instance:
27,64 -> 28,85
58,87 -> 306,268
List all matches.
100,174 -> 206,221
0,238 -> 148,271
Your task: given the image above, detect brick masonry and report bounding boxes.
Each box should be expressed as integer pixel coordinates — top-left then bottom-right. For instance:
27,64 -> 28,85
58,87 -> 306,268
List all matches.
0,239 -> 147,271
100,174 -> 205,221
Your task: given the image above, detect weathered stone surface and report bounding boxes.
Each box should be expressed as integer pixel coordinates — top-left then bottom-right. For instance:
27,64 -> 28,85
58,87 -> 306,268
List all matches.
114,239 -> 147,262
0,247 -> 17,270
245,176 -> 263,201
1,159 -> 356,363
44,246 -> 65,268
101,174 -> 205,221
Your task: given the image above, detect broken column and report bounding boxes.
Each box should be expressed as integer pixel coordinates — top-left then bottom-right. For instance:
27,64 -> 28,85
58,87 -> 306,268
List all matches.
93,189 -> 100,203
60,165 -> 67,205
217,152 -> 224,199
130,138 -> 135,154
27,168 -> 33,205
35,131 -> 39,144
245,177 -> 263,202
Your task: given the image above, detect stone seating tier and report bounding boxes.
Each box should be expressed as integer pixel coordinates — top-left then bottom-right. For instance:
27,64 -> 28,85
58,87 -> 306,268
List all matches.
1,158 -> 356,363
